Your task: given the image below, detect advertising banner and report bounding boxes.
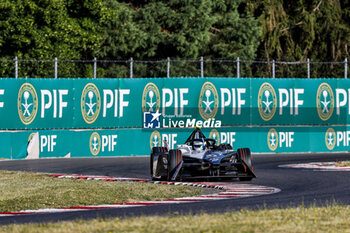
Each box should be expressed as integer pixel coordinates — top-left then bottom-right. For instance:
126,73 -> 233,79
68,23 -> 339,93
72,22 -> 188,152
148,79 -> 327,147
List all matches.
1,77 -> 350,129
1,125 -> 350,160
1,77 -> 350,159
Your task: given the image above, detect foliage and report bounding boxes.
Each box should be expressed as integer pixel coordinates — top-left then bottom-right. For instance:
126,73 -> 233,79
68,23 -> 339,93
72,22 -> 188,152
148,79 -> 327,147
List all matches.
0,0 -> 349,78
0,0 -> 106,77
247,0 -> 350,78
204,0 -> 261,77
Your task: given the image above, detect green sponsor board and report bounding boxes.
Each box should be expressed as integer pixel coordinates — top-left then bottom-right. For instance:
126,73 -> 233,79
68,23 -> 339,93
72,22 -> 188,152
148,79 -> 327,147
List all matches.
1,126 -> 350,160
4,76 -> 350,160
1,77 -> 350,159
2,77 -> 350,130
251,79 -> 349,125
9,78 -> 350,128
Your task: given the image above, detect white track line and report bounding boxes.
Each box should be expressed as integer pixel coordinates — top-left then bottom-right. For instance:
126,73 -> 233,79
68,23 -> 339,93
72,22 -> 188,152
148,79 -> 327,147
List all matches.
280,162 -> 350,171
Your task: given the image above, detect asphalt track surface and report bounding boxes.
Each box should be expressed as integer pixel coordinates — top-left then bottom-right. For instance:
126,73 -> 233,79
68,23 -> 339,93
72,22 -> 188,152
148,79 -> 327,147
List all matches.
1,152 -> 350,225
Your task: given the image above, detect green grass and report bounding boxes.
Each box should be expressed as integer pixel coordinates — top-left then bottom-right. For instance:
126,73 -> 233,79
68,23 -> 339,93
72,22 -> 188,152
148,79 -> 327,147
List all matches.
335,161 -> 350,167
0,170 -> 203,212
1,205 -> 350,232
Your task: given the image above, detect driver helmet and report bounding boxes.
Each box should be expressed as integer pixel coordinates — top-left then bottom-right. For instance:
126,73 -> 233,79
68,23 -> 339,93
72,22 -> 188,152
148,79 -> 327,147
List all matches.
193,140 -> 204,150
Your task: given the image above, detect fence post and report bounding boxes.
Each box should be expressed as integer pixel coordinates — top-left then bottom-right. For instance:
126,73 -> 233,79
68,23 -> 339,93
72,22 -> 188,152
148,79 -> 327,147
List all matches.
130,57 -> 133,78
167,57 -> 170,78
93,57 -> 97,79
345,58 -> 348,79
272,60 -> 275,79
307,58 -> 310,79
54,57 -> 58,79
236,57 -> 240,78
200,56 -> 204,78
14,56 -> 18,78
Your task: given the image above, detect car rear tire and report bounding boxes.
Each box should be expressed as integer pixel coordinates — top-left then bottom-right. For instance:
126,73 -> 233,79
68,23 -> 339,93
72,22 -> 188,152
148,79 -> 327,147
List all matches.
237,148 -> 252,169
151,147 -> 168,154
237,148 -> 254,181
167,149 -> 183,181
150,147 -> 168,179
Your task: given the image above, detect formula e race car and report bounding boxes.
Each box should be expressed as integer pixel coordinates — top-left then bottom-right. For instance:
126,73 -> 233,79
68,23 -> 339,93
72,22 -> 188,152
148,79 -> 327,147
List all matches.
150,128 -> 256,181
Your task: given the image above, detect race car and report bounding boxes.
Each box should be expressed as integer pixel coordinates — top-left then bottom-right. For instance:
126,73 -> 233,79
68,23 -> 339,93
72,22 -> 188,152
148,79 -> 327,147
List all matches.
150,128 -> 256,181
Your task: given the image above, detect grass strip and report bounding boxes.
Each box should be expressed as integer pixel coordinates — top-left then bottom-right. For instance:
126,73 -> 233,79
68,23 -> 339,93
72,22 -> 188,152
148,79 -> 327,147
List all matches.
335,161 -> 350,167
1,205 -> 350,232
0,170 -> 202,212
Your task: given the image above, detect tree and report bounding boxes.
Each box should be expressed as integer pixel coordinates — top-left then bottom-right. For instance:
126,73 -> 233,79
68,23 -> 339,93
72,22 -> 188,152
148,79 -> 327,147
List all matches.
204,0 -> 261,77
248,0 -> 350,78
0,0 -> 106,77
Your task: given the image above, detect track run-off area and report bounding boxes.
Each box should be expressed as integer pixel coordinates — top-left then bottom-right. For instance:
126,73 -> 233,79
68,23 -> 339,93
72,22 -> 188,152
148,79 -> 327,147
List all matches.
0,152 -> 350,225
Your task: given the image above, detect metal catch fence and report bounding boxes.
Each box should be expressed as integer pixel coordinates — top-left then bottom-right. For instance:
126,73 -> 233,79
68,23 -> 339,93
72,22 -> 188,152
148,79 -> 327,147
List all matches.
0,57 -> 348,79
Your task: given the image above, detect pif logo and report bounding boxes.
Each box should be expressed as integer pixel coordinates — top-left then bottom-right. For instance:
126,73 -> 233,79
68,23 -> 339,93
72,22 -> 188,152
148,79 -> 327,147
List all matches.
89,132 -> 101,156
142,83 -> 160,113
258,82 -> 277,121
209,129 -> 220,145
198,82 -> 219,120
150,130 -> 161,149
267,128 -> 278,151
267,128 -> 294,151
325,128 -> 336,150
81,83 -> 101,124
149,130 -> 177,149
18,83 -> 38,125
316,83 -> 334,121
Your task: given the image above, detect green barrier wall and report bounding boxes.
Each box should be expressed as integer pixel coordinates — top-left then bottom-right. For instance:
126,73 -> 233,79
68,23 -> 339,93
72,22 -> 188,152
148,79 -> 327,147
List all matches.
0,126 -> 348,160
1,77 -> 350,159
2,77 -> 350,129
